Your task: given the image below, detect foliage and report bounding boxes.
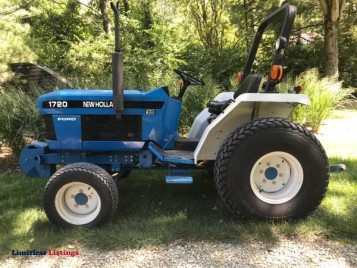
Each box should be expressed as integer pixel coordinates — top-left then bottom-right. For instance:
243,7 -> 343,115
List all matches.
65,33 -> 113,88
0,0 -> 38,82
179,77 -> 221,135
30,0 -> 93,74
280,69 -> 352,132
0,87 -> 45,155
339,6 -> 357,88
1,0 -> 356,88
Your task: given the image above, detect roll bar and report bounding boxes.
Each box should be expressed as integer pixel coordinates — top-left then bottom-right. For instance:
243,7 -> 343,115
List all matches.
242,4 -> 296,92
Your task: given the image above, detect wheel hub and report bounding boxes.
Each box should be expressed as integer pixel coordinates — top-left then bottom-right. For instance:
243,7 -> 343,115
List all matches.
254,156 -> 291,193
74,192 -> 89,205
264,167 -> 278,180
55,182 -> 101,223
250,151 -> 303,204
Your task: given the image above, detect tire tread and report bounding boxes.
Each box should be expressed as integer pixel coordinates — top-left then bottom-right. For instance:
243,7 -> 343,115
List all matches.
214,117 -> 329,219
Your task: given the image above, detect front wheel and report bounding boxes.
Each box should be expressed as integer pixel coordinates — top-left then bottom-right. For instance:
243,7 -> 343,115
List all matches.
44,163 -> 119,228
214,118 -> 329,220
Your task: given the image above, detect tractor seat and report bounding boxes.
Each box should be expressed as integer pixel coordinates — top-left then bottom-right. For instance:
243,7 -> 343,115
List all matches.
207,74 -> 262,115
207,99 -> 234,115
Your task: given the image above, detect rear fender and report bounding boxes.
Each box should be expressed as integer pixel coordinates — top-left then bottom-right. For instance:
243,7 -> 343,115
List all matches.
193,93 -> 310,162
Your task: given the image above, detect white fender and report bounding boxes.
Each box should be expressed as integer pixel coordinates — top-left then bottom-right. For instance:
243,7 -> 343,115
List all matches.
193,93 -> 310,163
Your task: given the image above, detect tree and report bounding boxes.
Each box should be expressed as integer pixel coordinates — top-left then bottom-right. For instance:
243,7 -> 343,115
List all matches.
189,0 -> 229,49
0,0 -> 37,83
319,0 -> 346,78
338,0 -> 357,87
99,0 -> 112,34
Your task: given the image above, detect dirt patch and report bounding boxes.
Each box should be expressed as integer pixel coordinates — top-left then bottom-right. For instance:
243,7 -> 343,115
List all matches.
0,147 -> 18,172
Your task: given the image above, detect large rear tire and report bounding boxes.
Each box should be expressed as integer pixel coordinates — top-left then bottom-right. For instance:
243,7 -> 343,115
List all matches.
44,162 -> 119,228
214,118 -> 329,220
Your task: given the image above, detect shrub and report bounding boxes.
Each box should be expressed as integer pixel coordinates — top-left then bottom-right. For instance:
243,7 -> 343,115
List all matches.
179,78 -> 221,135
280,69 -> 352,132
0,87 -> 45,156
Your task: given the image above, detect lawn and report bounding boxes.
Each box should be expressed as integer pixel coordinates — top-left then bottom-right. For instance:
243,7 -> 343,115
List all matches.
0,110 -> 356,257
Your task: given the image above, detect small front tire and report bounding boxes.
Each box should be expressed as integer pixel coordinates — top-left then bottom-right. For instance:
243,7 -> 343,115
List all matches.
44,162 -> 119,228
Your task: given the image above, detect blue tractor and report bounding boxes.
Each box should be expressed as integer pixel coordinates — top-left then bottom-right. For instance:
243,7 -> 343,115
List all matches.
20,3 -> 330,228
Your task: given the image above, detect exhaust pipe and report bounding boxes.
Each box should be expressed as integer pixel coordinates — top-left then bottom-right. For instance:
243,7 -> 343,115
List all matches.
111,2 -> 124,119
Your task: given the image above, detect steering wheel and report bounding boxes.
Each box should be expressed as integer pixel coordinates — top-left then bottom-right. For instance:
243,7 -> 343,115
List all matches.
173,69 -> 205,86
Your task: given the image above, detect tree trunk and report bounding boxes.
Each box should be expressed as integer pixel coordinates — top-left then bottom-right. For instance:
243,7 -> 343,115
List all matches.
319,0 -> 346,79
324,18 -> 339,78
123,0 -> 129,16
99,0 -> 111,34
143,0 -> 154,48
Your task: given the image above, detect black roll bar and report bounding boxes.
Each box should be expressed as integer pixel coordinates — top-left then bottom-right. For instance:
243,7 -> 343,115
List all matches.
242,4 -> 296,82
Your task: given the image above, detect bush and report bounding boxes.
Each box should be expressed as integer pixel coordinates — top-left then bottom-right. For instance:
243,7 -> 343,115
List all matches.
179,78 -> 221,135
280,69 -> 352,132
0,87 -> 45,156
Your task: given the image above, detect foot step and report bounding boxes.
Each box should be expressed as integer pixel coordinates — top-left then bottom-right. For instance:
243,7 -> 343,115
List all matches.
165,176 -> 193,184
165,169 -> 193,184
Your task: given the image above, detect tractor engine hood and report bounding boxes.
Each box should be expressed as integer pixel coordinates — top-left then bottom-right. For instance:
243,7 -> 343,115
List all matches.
38,88 -> 169,115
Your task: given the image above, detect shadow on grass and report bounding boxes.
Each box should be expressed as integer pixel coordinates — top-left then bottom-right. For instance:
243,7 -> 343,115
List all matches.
0,156 -> 356,254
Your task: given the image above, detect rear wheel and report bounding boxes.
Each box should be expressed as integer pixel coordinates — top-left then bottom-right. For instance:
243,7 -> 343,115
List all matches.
44,162 -> 118,228
214,118 -> 329,220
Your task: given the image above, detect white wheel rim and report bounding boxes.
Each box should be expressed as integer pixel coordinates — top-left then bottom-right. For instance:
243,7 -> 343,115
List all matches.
250,152 -> 303,204
55,182 -> 101,225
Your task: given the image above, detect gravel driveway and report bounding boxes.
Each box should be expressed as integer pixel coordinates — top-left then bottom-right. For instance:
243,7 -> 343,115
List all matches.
1,239 -> 356,268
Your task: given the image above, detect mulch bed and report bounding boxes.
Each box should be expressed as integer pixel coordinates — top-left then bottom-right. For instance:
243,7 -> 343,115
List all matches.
0,147 -> 18,173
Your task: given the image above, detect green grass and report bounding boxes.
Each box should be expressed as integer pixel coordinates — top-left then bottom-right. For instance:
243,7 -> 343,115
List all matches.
0,157 -> 356,257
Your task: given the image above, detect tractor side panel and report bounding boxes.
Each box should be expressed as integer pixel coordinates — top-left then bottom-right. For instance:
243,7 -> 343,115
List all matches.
143,97 -> 182,149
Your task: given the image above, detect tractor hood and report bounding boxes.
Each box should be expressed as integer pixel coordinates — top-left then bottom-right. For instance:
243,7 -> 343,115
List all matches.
38,87 -> 170,115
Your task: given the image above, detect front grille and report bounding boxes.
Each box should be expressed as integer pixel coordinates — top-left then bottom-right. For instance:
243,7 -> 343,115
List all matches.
81,115 -> 142,141
43,115 -> 56,140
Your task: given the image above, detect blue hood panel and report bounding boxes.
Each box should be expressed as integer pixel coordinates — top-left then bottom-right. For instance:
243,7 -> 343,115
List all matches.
38,87 -> 182,151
